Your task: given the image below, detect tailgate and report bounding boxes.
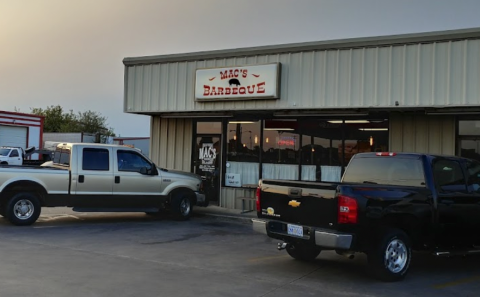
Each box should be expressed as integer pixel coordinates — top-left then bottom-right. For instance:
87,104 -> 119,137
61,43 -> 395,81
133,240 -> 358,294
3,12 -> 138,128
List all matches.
259,179 -> 338,228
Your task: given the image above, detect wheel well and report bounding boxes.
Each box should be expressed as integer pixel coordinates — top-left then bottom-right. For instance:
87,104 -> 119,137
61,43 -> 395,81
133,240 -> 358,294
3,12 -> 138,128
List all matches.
375,214 -> 425,248
169,188 -> 196,203
0,181 -> 47,207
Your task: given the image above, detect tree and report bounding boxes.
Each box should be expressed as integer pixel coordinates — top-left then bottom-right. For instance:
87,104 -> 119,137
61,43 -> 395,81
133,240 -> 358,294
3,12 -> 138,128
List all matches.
31,105 -> 115,141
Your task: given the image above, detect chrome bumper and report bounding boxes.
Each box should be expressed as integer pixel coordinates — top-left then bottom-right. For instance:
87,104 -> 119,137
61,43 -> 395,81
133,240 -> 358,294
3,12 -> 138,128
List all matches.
252,219 -> 267,235
314,231 -> 352,250
195,192 -> 206,205
252,219 -> 352,250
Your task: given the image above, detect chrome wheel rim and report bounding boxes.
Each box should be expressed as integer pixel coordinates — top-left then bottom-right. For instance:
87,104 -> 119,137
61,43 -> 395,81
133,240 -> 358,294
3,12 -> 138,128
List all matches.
385,239 -> 408,273
180,198 -> 190,216
13,199 -> 34,220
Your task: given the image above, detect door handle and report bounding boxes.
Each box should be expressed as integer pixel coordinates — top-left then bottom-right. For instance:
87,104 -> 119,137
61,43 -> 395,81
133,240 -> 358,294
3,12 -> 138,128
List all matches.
79,175 -> 85,183
115,176 -> 120,184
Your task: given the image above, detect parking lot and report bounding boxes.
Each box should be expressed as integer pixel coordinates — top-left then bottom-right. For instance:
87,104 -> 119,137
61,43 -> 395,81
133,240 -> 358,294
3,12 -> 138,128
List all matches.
0,208 -> 478,297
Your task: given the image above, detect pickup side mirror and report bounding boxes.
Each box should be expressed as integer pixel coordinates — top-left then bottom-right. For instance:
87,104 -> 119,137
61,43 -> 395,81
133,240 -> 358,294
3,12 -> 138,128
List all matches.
140,167 -> 155,175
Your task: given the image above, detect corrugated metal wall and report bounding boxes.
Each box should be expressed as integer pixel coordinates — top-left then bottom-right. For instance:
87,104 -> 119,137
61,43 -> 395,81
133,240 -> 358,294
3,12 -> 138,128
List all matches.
125,39 -> 480,113
390,113 -> 456,155
220,187 -> 256,210
150,117 -> 192,171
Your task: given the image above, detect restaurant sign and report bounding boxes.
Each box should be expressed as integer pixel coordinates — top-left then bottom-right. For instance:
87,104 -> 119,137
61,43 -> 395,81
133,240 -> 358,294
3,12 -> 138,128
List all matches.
195,63 -> 281,101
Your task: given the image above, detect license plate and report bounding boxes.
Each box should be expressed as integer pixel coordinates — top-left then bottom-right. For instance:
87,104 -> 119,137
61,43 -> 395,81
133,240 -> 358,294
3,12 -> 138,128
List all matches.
287,224 -> 303,237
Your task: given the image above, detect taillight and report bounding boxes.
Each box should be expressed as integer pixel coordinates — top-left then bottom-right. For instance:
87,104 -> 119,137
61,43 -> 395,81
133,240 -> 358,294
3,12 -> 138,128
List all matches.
256,187 -> 261,212
338,195 -> 358,224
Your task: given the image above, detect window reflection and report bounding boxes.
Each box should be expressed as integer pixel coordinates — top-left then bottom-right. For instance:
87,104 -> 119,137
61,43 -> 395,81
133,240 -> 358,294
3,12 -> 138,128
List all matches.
458,120 -> 480,162
222,117 -> 389,186
226,121 -> 260,187
262,120 -> 300,180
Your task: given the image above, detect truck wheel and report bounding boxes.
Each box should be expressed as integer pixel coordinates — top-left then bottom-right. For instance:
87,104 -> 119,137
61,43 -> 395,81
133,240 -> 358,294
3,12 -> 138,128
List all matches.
286,244 -> 321,261
170,191 -> 193,221
5,193 -> 41,226
367,228 -> 412,282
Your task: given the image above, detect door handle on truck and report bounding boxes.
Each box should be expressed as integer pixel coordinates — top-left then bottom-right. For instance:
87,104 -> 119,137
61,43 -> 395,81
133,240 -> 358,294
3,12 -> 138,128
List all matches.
79,175 -> 84,183
288,188 -> 302,198
115,176 -> 120,184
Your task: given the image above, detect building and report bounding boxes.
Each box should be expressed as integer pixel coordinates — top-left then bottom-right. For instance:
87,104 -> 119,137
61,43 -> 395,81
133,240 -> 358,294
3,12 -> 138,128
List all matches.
0,111 -> 44,157
123,27 -> 480,210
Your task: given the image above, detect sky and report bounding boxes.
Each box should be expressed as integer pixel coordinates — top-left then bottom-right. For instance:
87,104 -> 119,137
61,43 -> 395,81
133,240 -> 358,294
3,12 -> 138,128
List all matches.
2,0 -> 480,137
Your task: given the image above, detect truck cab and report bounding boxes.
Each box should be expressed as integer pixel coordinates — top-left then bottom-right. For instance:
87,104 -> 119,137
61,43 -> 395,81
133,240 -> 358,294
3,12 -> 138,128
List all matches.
0,147 -> 24,165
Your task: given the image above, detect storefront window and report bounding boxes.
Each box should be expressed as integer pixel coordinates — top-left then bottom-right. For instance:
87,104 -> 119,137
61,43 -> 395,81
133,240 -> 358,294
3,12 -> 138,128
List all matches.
299,120 -> 342,181
459,120 -> 480,161
225,121 -> 261,187
262,120 -> 300,180
219,117 -> 389,186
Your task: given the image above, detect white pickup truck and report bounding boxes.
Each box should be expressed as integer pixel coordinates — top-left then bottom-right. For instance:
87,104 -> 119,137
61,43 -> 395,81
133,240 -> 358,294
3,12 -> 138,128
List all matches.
0,147 -> 24,165
0,143 -> 206,225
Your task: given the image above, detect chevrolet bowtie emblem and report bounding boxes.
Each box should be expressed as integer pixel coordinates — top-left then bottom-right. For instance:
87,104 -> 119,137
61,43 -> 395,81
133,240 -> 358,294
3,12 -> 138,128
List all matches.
288,200 -> 301,207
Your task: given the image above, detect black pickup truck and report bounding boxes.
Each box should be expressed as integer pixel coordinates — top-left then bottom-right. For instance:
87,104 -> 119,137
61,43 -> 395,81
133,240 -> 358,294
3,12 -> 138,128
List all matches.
253,152 -> 480,281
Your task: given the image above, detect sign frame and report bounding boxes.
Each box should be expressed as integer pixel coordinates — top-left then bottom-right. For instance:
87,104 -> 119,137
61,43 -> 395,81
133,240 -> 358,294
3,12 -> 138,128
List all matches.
195,63 -> 281,102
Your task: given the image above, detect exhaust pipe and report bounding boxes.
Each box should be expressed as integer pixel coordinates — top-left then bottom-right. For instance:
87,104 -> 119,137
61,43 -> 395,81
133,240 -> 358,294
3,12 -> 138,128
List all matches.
336,250 -> 355,260
278,242 -> 289,251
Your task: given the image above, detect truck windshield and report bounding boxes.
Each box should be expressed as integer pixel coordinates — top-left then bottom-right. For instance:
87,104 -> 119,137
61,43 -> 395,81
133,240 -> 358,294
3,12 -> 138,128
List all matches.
342,156 -> 426,187
0,149 -> 11,156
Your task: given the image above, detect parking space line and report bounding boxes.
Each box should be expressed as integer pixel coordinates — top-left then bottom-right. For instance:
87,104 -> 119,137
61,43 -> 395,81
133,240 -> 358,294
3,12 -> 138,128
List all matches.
248,255 -> 290,262
433,275 -> 480,289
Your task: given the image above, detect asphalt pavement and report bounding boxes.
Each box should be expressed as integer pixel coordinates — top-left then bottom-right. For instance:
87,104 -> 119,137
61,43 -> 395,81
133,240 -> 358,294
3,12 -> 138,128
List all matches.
194,204 -> 257,222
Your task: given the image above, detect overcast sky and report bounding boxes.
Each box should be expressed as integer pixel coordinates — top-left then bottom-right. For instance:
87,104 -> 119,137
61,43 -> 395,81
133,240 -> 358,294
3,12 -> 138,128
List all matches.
2,0 -> 480,137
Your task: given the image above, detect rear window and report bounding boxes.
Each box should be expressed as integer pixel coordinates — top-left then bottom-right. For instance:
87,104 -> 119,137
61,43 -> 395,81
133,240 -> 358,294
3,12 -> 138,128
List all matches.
53,147 -> 71,166
83,148 -> 109,171
342,156 -> 426,187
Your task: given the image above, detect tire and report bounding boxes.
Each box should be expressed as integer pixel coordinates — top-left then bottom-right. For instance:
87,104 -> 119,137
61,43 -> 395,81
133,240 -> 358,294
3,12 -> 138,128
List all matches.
5,193 -> 41,226
367,228 -> 412,282
286,244 -> 321,261
170,191 -> 193,221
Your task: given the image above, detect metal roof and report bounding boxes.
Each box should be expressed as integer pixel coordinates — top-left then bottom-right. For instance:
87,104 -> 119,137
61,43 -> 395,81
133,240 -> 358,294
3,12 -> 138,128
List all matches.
123,27 -> 480,66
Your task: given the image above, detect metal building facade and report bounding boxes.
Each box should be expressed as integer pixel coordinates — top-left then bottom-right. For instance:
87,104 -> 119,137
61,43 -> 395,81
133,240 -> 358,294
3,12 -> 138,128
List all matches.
150,117 -> 192,172
124,28 -> 480,115
0,111 -> 44,154
123,28 -> 480,210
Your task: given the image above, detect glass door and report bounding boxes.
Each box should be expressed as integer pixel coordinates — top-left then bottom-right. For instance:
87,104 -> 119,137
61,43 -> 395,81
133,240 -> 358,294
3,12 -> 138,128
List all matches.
193,134 -> 222,205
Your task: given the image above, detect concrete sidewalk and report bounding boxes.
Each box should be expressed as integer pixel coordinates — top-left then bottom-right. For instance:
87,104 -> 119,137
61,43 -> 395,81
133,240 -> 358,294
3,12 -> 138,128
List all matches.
194,205 -> 257,222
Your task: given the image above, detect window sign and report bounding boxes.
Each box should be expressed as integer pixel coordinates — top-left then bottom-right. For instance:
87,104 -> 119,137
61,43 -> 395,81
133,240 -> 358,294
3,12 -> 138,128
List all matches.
199,143 -> 217,172
225,173 -> 242,187
195,63 -> 281,101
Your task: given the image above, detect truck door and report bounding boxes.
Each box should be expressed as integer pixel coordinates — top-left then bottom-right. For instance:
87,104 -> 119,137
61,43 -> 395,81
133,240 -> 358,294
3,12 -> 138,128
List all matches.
113,149 -> 162,207
464,160 -> 480,245
9,148 -> 22,165
72,147 -> 114,207
433,158 -> 477,245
